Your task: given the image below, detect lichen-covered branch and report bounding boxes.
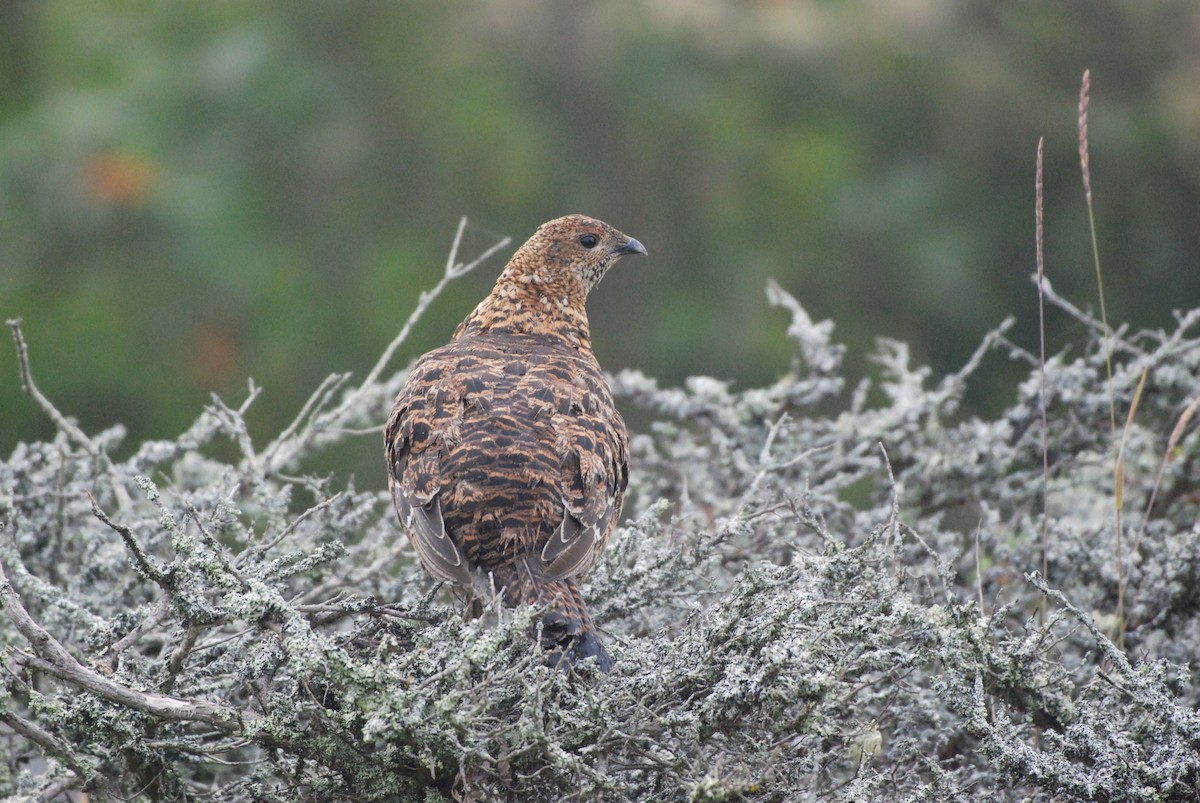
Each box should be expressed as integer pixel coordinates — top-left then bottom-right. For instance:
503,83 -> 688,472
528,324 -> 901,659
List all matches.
2,279 -> 1199,800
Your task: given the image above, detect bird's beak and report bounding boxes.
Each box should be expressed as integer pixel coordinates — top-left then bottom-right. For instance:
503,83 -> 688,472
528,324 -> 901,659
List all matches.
615,238 -> 648,256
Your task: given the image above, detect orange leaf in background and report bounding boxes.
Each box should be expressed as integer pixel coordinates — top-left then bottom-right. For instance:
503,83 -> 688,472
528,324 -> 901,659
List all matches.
83,150 -> 157,206
187,321 -> 240,390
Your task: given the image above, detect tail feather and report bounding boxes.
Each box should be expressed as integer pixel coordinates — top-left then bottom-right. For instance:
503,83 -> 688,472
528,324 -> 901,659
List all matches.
490,558 -> 613,672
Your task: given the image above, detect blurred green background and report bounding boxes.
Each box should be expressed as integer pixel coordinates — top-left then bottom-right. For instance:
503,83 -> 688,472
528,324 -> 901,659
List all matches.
3,0 -> 1199,485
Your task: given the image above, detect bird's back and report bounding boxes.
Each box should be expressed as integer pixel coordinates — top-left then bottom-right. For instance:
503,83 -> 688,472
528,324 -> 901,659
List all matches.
387,330 -> 628,581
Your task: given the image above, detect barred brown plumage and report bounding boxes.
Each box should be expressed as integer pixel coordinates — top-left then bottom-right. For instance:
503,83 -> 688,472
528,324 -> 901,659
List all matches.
385,215 -> 647,671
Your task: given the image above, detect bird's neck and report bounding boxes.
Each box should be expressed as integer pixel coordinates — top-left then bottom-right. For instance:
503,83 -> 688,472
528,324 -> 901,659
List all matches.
453,276 -> 593,350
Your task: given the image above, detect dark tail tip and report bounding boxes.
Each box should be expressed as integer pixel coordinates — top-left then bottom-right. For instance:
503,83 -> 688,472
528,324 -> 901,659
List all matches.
545,629 -> 614,673
509,570 -> 614,672
540,609 -> 613,672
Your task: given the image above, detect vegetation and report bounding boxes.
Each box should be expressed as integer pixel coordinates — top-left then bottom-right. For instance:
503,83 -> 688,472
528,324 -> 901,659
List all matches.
3,4 -> 1199,800
4,225 -> 1199,797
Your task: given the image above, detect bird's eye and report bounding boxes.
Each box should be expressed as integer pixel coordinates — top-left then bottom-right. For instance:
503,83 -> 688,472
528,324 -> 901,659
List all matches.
579,234 -> 599,249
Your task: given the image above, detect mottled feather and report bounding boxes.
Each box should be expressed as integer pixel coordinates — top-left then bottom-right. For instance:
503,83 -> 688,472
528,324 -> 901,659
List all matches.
385,215 -> 645,670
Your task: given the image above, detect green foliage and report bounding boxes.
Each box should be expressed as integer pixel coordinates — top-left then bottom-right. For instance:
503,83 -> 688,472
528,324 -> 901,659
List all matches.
4,1 -> 1200,477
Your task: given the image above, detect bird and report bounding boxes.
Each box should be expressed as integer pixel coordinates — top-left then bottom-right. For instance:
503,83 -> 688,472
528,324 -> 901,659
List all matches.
385,215 -> 646,671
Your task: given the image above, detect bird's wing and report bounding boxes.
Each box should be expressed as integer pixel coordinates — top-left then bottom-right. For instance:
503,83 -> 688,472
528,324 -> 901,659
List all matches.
385,359 -> 474,586
540,495 -> 615,582
390,484 -> 471,585
540,369 -> 629,582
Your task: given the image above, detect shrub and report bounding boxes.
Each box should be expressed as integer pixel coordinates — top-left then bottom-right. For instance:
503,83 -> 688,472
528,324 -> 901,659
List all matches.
3,260 -> 1199,801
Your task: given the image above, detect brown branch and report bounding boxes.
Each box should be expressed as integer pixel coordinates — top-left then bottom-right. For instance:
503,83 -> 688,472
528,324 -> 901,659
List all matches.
36,772 -> 83,802
0,557 -> 256,734
162,623 -> 201,694
105,597 -> 171,665
1,711 -> 92,785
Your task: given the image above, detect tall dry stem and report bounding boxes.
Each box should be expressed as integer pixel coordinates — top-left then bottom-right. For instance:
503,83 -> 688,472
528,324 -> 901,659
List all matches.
1035,137 -> 1049,627
1079,69 -> 1125,644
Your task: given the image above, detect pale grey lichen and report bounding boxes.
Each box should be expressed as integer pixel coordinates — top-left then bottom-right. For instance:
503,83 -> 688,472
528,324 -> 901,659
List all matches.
2,284 -> 1199,801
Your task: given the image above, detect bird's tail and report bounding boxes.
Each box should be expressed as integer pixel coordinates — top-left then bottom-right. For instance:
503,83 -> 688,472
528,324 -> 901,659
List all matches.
490,558 -> 613,672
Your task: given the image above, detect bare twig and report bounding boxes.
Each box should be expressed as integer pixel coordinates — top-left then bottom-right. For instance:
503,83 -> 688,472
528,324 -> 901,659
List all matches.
163,624 -> 201,694
341,216 -> 511,405
1035,277 -> 1141,358
938,316 -> 1016,402
239,491 -> 344,566
296,599 -> 444,627
88,491 -> 173,588
1033,277 -> 1096,331
994,333 -> 1041,367
106,597 -> 171,665
974,519 -> 986,616
294,540 -> 405,605
238,378 -> 263,415
7,319 -> 133,510
878,442 -> 900,552
259,218 -> 510,473
737,412 -> 834,506
208,391 -> 264,479
259,372 -> 351,472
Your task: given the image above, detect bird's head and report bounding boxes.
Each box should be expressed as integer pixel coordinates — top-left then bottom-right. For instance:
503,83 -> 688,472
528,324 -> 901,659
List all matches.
458,215 -> 648,346
506,214 -> 647,297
